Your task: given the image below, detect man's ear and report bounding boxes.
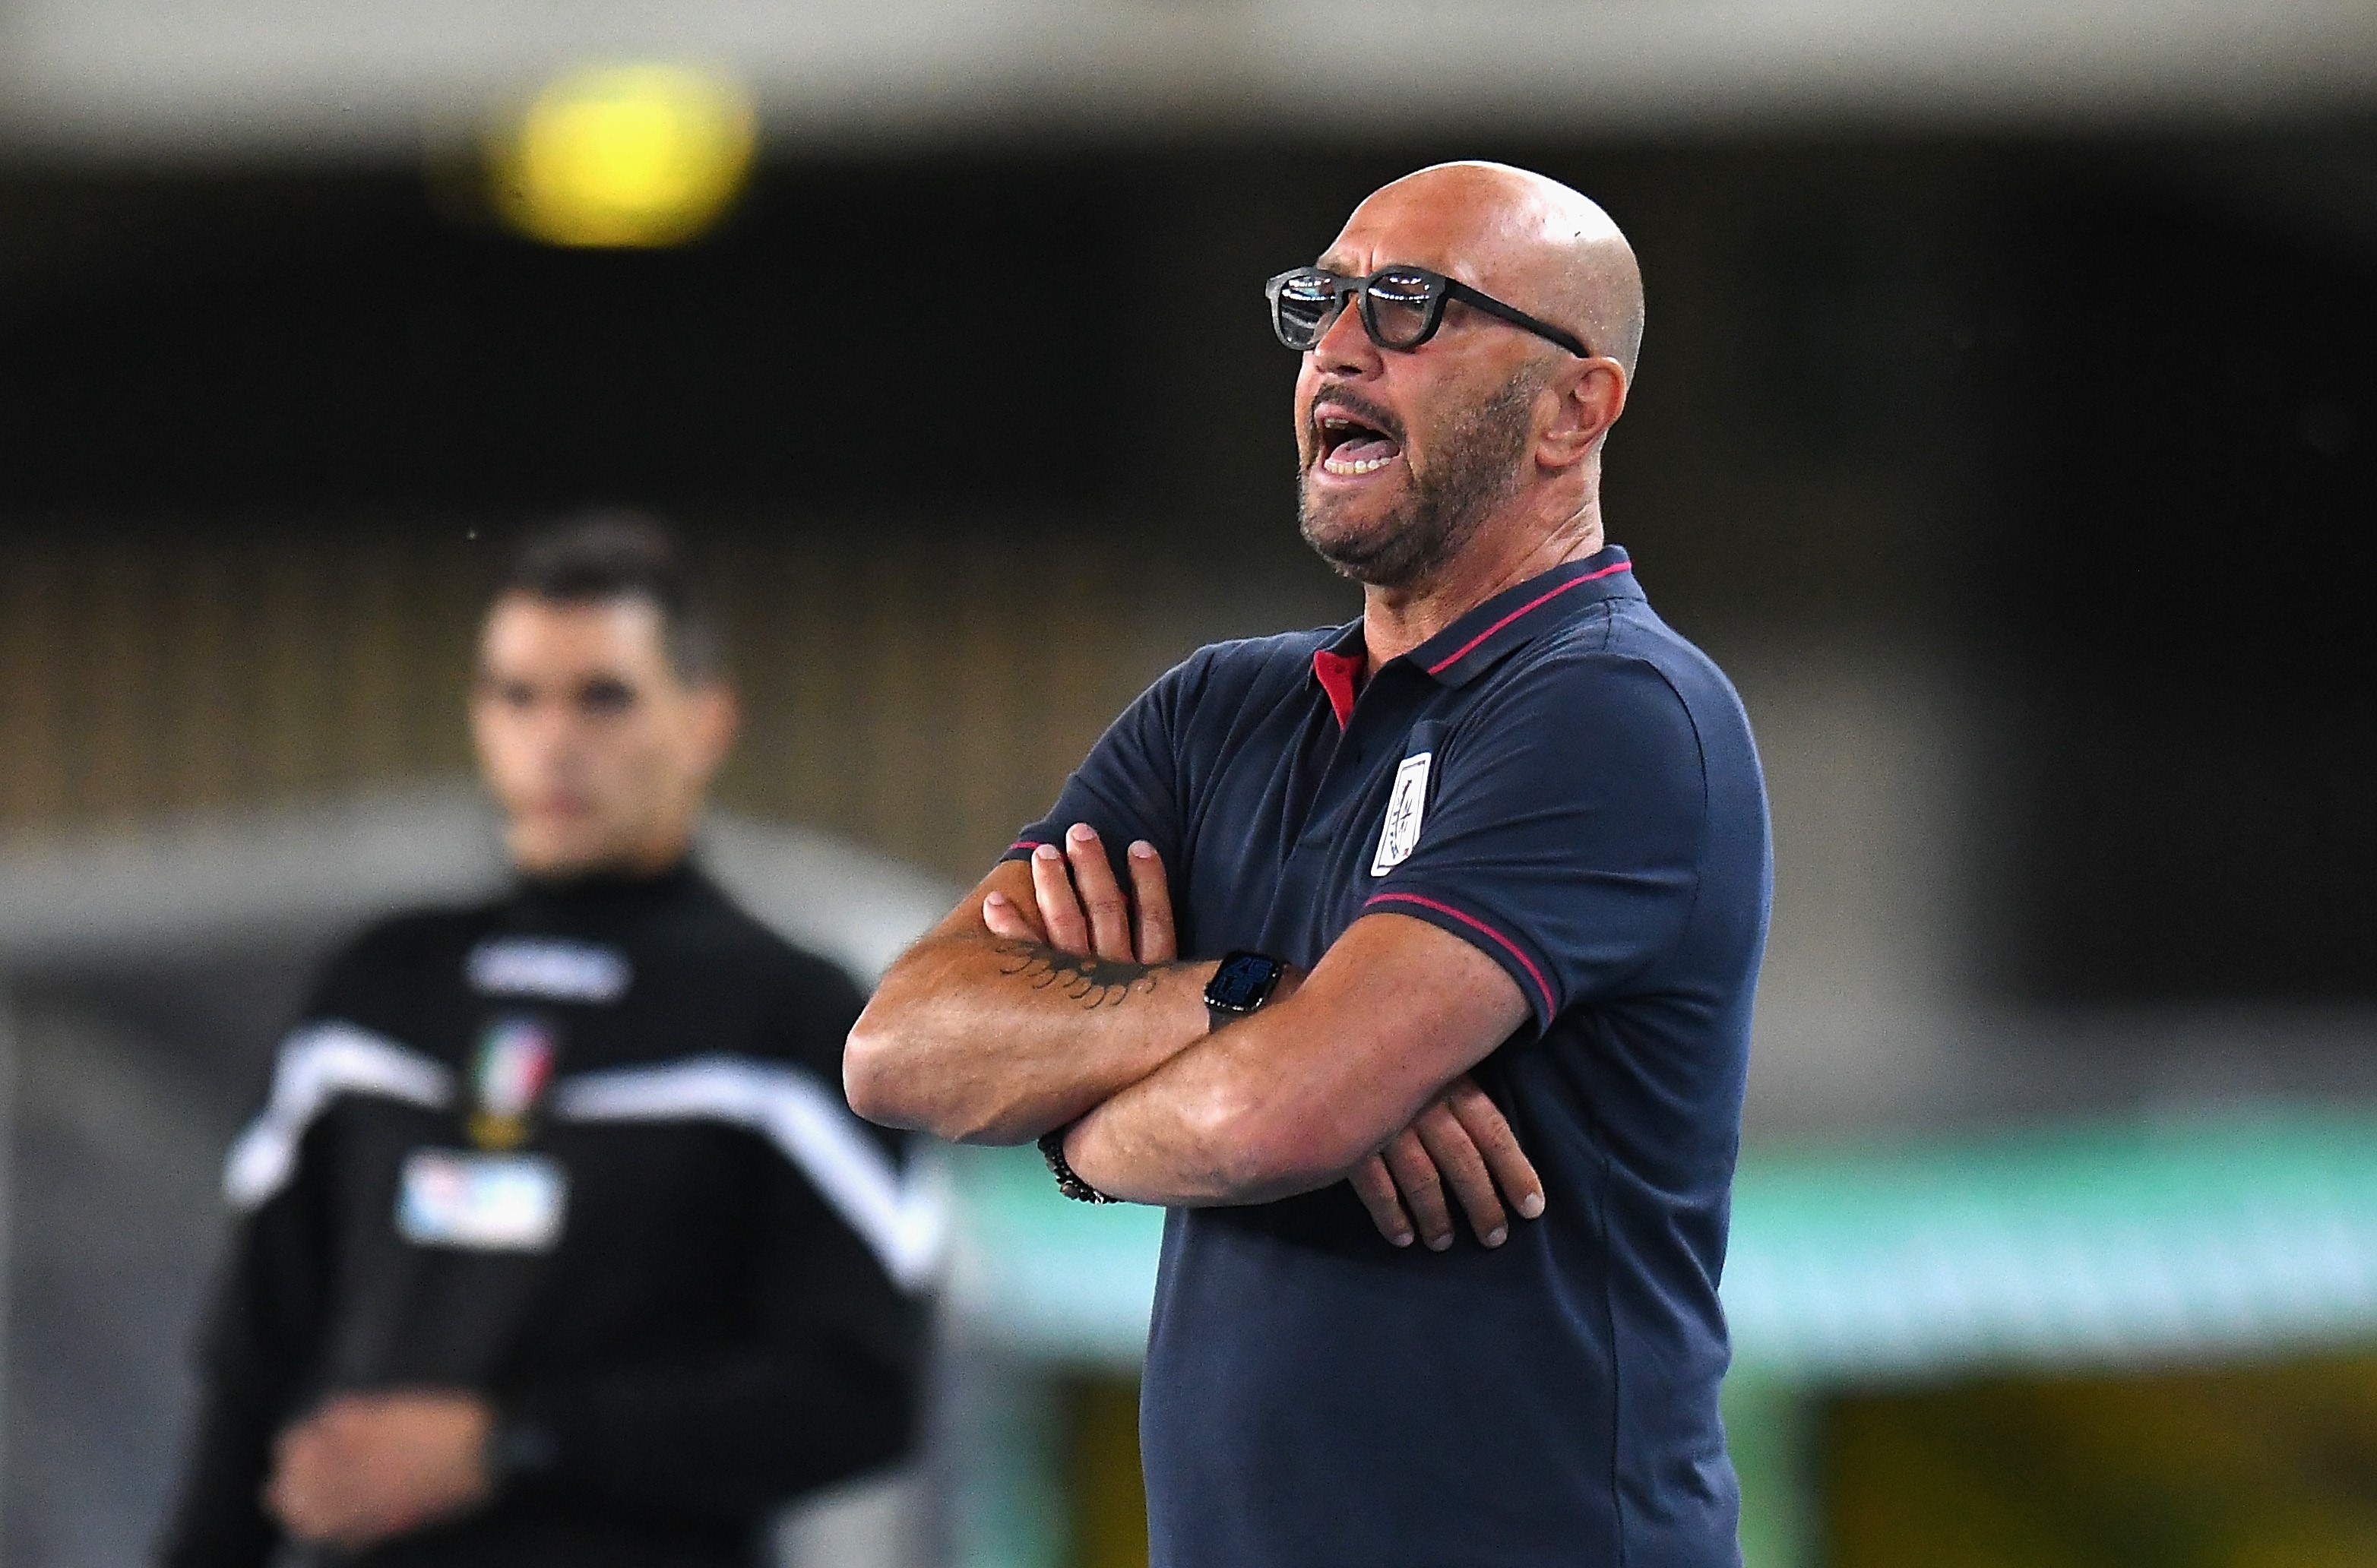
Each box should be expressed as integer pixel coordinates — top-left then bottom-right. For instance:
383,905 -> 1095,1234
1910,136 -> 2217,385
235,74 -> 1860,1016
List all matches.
687,682 -> 740,780
1536,359 -> 1628,470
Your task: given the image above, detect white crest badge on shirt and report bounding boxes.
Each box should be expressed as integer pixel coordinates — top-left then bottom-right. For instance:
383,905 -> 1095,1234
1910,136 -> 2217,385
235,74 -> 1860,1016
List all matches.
1371,751 -> 1434,877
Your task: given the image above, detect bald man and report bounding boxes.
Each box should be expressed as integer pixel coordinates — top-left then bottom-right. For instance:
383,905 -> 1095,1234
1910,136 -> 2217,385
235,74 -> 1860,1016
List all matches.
849,163 -> 1771,1566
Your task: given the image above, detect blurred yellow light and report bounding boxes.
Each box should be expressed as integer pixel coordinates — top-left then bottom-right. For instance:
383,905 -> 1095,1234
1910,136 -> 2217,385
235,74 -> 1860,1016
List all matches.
494,65 -> 757,248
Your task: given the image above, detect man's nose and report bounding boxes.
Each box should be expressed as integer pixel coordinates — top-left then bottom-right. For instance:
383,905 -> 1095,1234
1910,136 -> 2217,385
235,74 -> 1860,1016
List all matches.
1312,291 -> 1382,377
524,705 -> 587,754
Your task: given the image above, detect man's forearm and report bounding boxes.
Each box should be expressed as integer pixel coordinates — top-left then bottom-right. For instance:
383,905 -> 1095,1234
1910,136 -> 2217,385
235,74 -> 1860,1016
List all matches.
845,893 -> 1214,1145
505,1346 -> 914,1519
1058,1003 -> 1353,1207
1059,912 -> 1533,1207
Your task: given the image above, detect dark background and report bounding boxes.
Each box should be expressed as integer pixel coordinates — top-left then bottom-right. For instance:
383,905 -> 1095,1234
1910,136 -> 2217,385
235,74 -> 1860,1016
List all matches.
5,129 -> 2373,1005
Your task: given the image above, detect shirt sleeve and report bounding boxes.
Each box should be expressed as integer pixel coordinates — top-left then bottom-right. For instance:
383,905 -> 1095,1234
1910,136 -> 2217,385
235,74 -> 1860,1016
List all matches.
501,966 -> 929,1522
499,1154 -> 928,1523
999,650 -> 1201,877
1361,655 -> 1706,1032
158,941 -> 375,1568
157,1152 -> 334,1568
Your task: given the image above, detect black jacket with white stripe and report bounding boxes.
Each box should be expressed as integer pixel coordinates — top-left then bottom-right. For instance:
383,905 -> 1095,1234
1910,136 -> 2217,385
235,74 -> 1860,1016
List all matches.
160,862 -> 937,1568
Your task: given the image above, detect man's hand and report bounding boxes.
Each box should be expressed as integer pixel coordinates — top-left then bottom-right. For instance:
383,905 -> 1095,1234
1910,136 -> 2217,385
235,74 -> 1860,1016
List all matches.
983,824 -> 1543,1250
265,1391 -> 495,1549
984,824 -> 1177,964
1349,1080 -> 1544,1251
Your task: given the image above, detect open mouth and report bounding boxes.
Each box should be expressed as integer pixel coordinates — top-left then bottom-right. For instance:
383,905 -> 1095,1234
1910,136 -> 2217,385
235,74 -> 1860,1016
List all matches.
1317,411 -> 1403,477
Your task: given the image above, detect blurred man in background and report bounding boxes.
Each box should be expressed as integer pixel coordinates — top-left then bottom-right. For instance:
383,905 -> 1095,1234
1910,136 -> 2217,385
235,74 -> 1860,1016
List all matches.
161,517 -> 932,1568
849,163 -> 1768,1567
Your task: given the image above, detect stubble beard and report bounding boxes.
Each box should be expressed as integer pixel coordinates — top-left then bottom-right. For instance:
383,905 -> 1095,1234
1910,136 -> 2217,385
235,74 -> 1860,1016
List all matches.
1297,370 -> 1542,592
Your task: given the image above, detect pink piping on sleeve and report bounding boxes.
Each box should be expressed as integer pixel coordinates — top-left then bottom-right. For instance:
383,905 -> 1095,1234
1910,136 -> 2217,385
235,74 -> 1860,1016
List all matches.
1363,891 -> 1556,1018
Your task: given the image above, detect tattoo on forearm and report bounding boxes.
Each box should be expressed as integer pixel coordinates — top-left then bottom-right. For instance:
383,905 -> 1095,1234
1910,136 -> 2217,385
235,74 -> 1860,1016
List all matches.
995,940 -> 1163,1010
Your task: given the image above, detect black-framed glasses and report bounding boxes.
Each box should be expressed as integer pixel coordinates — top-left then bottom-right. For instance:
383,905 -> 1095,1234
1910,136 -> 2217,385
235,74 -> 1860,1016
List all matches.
1264,264 -> 1591,359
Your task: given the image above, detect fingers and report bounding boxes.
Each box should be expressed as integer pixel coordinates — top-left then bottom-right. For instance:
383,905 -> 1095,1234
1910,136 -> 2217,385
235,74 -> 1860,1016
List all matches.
981,890 -> 1046,944
1381,1129 -> 1457,1252
1413,1099 -> 1508,1248
267,1420 -> 345,1543
1007,827 -> 1160,964
266,1396 -> 484,1550
1444,1074 -> 1545,1222
1062,824 -> 1135,960
1027,844 -> 1091,953
1350,1154 -> 1416,1247
1126,841 -> 1177,963
1357,1078 -> 1545,1255
263,1450 -> 301,1532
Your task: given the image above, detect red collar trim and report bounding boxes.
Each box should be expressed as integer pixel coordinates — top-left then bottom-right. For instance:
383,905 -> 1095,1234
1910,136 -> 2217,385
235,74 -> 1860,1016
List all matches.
1312,647 -> 1362,729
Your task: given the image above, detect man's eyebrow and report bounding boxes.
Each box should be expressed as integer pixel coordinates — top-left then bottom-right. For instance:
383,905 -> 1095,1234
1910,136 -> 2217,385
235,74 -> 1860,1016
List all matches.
1315,254 -> 1356,274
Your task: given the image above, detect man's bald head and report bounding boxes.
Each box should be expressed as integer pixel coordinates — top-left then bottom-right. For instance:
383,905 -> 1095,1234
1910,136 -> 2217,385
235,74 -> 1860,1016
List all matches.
1293,161 -> 1640,596
1339,162 -> 1644,378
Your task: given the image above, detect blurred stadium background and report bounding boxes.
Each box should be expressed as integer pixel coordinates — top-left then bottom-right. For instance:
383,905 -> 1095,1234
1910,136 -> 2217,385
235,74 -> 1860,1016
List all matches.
2,2 -> 2376,1564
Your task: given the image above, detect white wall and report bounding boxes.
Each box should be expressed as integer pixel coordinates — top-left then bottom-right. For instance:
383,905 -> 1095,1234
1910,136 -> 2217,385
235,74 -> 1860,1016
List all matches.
1733,638 -> 1978,1135
2,0 -> 2371,159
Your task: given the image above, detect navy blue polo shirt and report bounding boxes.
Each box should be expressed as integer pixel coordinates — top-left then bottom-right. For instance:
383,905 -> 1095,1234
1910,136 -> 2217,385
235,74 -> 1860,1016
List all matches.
1006,545 -> 1771,1568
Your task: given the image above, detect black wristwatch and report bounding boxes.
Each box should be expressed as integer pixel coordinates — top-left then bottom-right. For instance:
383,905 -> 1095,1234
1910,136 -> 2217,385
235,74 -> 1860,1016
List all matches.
1038,1126 -> 1116,1204
1204,950 -> 1285,1032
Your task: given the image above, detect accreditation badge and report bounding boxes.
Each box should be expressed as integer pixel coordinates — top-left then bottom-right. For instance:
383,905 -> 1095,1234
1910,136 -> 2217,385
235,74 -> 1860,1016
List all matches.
396,1148 -> 568,1252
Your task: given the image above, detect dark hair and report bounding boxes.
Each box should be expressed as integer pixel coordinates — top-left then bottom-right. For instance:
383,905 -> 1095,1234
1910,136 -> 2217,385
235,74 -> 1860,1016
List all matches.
496,512 -> 726,681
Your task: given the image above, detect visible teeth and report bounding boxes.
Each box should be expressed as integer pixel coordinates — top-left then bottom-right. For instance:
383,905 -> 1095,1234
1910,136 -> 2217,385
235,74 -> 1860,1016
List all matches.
1317,411 -> 1393,475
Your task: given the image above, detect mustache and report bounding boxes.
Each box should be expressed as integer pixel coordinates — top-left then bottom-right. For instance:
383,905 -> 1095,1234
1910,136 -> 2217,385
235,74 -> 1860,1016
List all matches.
1306,382 -> 1406,445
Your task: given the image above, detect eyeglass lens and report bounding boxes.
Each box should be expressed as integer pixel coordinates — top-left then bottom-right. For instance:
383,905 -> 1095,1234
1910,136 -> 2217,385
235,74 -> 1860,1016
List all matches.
1360,270 -> 1436,349
1272,272 -> 1344,349
1274,269 -> 1441,351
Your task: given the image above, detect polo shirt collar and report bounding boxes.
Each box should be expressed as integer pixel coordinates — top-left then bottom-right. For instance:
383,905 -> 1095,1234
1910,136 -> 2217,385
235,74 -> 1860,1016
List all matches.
1312,624 -> 1369,729
1406,545 -> 1638,689
1307,545 -> 1639,725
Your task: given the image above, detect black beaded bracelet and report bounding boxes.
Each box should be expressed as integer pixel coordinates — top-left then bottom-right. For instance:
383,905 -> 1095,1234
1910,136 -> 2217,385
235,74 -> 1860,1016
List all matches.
1038,1127 -> 1116,1204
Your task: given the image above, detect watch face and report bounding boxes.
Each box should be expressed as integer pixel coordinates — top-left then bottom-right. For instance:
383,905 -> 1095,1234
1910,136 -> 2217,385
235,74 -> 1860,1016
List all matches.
1208,951 -> 1280,1011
